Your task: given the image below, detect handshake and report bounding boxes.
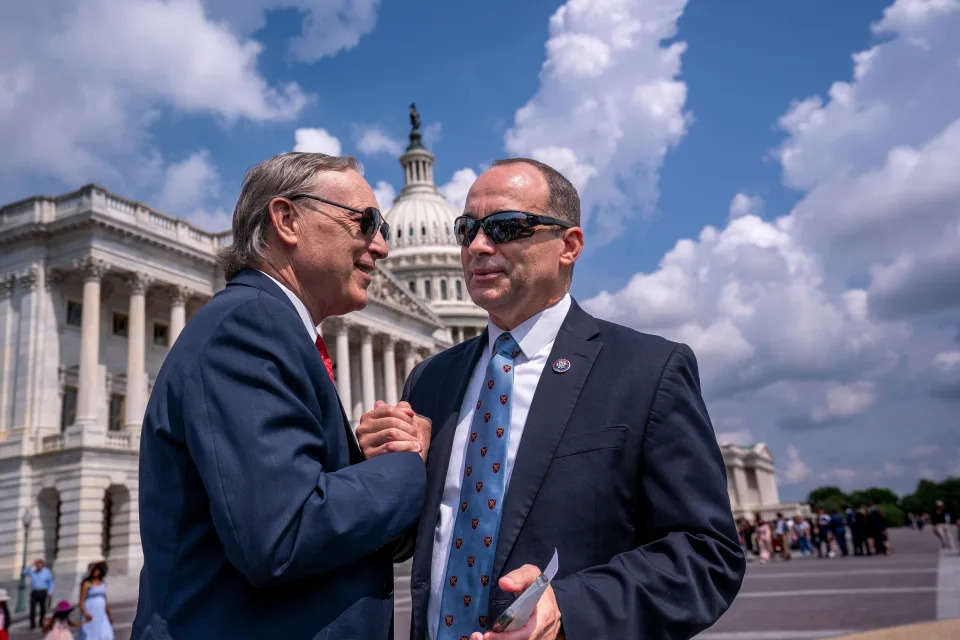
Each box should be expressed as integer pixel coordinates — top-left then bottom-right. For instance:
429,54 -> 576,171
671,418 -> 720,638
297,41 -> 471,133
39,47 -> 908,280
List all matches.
356,400 -> 432,462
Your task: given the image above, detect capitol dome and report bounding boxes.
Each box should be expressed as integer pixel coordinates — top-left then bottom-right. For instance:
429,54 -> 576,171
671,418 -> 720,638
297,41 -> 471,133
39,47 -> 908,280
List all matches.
380,104 -> 488,344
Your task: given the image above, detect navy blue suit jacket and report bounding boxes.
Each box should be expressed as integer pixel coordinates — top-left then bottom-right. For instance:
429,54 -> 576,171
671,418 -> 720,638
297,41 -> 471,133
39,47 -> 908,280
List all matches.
133,269 -> 426,640
402,300 -> 744,640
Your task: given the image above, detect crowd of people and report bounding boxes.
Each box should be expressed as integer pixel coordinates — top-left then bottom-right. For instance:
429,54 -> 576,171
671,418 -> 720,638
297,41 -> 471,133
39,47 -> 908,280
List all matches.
736,503 -> 890,562
17,559 -> 114,640
907,500 -> 959,552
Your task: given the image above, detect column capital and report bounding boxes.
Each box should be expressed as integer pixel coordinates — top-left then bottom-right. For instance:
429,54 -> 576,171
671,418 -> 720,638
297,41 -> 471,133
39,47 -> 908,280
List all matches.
169,284 -> 192,305
44,269 -> 63,292
17,266 -> 40,292
377,333 -> 396,349
358,325 -> 373,341
76,256 -> 109,282
126,272 -> 152,295
0,274 -> 14,300
327,317 -> 352,333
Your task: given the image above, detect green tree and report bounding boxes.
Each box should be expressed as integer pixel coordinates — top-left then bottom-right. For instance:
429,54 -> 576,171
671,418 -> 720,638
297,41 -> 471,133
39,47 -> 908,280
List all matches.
900,478 -> 960,516
807,486 -> 849,512
849,487 -> 899,507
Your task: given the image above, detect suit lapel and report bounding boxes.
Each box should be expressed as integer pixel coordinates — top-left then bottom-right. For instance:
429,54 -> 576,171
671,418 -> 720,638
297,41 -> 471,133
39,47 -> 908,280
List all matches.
492,302 -> 601,581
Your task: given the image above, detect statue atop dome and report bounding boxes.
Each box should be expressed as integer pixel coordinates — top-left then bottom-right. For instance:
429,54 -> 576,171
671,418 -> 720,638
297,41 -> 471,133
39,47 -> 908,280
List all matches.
407,102 -> 425,150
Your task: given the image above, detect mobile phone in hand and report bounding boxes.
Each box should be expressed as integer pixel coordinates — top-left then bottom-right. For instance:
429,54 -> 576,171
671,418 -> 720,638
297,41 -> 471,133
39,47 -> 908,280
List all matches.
492,549 -> 559,632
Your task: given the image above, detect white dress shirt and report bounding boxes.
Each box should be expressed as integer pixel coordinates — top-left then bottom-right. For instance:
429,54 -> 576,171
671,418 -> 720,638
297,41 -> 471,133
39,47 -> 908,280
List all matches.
427,294 -> 572,640
257,270 -> 318,343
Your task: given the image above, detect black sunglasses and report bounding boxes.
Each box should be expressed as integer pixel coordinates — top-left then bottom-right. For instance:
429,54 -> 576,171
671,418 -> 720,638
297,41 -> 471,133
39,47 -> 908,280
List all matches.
453,211 -> 574,247
289,193 -> 389,240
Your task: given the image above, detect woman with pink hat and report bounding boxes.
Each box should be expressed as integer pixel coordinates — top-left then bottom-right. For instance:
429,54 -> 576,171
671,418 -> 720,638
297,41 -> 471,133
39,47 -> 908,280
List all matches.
42,600 -> 79,640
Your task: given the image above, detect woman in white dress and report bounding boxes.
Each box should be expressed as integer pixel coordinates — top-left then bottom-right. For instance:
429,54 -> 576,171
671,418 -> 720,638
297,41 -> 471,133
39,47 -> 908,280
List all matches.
78,562 -> 113,640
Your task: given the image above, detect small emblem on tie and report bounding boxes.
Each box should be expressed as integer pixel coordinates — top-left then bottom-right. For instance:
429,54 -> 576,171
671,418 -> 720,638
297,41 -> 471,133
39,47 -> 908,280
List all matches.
445,615 -> 454,627
480,576 -> 489,587
484,536 -> 493,547
476,400 -> 482,409
472,518 -> 479,529
471,432 -> 478,442
480,447 -> 488,456
503,364 -> 512,373
483,413 -> 491,423
455,538 -> 463,549
465,466 -> 472,476
467,556 -> 476,567
479,615 -> 488,627
449,576 -> 458,587
476,481 -> 484,492
461,501 -> 468,512
496,428 -> 504,438
487,380 -> 494,389
463,596 -> 472,607
499,394 -> 508,405
488,498 -> 496,509
552,358 -> 572,373
492,462 -> 501,473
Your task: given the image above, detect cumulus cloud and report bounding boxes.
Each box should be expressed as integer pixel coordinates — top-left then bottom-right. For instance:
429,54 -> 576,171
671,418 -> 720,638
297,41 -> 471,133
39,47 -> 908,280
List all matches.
439,168 -> 479,212
809,381 -> 877,424
716,429 -> 756,447
781,445 -> 812,484
357,127 -> 404,156
423,122 -> 443,148
373,180 -> 396,211
729,193 -> 764,220
201,0 -> 380,63
154,150 -> 232,231
883,462 -> 905,477
503,0 -> 690,242
294,128 -> 343,155
927,349 -> 960,398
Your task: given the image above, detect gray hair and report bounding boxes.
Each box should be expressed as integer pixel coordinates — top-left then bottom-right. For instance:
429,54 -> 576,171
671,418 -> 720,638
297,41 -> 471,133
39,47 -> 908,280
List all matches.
217,152 -> 363,279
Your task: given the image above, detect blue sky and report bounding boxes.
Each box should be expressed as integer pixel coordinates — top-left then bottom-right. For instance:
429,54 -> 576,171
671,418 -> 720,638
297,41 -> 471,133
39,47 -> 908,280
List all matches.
2,0 -> 959,501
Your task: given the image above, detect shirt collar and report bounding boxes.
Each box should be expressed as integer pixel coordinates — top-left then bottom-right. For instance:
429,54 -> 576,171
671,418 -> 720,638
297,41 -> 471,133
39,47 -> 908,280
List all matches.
257,269 -> 318,342
486,294 -> 572,358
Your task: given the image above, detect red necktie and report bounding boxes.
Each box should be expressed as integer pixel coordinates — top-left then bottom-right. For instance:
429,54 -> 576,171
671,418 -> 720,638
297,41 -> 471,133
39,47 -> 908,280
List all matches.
315,335 -> 335,382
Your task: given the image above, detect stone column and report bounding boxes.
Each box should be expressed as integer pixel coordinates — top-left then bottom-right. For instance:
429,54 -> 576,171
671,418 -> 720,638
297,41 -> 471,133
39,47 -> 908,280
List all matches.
381,335 -> 398,406
360,328 -> 375,412
334,320 -> 352,413
75,258 -> 107,427
731,465 -> 751,510
169,285 -> 188,344
404,346 -> 418,381
0,275 -> 14,435
56,475 -> 109,578
455,327 -> 464,344
10,267 -> 39,431
124,273 -> 151,430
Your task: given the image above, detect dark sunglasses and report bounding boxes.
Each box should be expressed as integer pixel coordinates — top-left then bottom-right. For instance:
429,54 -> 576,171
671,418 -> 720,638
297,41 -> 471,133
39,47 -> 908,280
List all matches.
289,193 -> 389,240
453,211 -> 574,247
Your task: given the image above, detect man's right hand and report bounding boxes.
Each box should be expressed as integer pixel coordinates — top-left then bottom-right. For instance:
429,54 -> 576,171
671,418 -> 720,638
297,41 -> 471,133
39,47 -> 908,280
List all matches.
357,401 -> 429,460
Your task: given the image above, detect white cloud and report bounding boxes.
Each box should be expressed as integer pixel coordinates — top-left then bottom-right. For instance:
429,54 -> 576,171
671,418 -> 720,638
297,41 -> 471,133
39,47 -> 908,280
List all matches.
157,150 -> 220,215
503,0 -> 690,242
782,445 -> 812,484
357,127 -> 404,156
423,122 -> 443,148
929,350 -> 960,397
821,468 -> 858,482
883,462 -> 905,477
810,381 -> 877,424
294,128 -> 343,156
729,193 -> 764,219
919,466 -> 938,481
716,429 -> 755,447
373,180 -> 396,211
439,168 -> 479,212
201,0 -> 380,63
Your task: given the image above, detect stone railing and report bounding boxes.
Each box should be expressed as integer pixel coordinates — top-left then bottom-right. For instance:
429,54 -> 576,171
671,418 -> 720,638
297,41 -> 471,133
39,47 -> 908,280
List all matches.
40,434 -> 64,453
105,432 -> 133,450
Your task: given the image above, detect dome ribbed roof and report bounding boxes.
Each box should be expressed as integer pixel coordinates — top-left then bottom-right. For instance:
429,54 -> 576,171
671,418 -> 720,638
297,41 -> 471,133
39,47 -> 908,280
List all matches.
386,189 -> 459,249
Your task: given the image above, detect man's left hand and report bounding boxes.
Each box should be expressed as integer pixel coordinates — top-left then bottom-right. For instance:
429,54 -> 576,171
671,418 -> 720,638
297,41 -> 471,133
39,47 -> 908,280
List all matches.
470,564 -> 563,640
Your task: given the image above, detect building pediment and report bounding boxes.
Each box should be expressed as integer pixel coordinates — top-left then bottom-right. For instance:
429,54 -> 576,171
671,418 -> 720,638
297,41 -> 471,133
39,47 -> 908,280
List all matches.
368,264 -> 443,328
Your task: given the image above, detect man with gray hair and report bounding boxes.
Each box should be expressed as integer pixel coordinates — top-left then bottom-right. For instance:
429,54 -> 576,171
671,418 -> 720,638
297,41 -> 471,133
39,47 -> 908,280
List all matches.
133,152 -> 430,639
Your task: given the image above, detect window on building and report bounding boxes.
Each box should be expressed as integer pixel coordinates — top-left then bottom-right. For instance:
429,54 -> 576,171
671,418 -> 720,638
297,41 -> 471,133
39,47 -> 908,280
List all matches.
424,280 -> 432,300
455,280 -> 463,300
112,312 -> 128,337
408,281 -> 416,294
397,228 -> 403,238
66,300 -> 82,327
60,385 -> 77,432
440,280 -> 448,300
102,491 -> 113,558
153,322 -> 169,347
108,393 -> 125,432
421,225 -> 426,236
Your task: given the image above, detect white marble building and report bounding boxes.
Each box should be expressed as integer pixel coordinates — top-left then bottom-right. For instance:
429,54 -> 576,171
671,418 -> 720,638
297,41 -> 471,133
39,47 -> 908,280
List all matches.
0,123 -> 791,610
721,442 -> 810,520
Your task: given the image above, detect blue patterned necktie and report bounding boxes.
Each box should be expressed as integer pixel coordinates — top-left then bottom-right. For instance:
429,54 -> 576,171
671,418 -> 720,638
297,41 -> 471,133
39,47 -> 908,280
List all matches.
437,332 -> 521,639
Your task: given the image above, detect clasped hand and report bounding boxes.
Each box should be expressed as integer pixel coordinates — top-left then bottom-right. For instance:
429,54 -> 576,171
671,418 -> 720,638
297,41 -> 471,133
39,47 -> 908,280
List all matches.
356,400 -> 432,462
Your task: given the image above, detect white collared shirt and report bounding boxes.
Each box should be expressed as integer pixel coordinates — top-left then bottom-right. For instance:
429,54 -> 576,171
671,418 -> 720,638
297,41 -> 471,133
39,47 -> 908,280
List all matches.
256,270 -> 318,343
427,294 -> 572,640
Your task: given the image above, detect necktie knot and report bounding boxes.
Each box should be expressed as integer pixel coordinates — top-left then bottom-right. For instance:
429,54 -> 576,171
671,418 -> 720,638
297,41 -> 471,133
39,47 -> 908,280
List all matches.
494,332 -> 521,360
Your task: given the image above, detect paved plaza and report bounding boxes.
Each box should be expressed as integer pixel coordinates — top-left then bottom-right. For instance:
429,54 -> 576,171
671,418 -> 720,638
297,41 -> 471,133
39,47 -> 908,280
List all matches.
9,528 -> 958,639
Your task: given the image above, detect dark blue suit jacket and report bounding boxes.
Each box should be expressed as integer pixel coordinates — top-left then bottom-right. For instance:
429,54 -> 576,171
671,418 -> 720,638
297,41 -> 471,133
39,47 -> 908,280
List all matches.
133,269 -> 426,640
402,300 -> 744,639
